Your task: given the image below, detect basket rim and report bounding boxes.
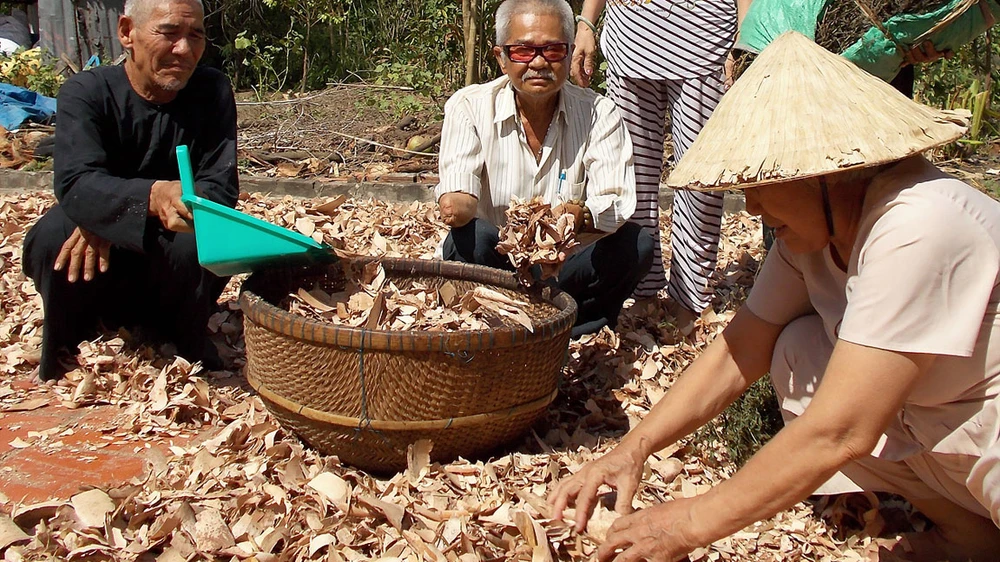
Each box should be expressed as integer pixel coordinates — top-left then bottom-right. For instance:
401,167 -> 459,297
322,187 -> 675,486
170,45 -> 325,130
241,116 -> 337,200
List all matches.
239,256 -> 578,351
248,369 -> 558,431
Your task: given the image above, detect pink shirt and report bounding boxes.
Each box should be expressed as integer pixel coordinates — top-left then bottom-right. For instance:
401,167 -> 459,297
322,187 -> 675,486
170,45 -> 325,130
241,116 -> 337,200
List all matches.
747,157 -> 1000,523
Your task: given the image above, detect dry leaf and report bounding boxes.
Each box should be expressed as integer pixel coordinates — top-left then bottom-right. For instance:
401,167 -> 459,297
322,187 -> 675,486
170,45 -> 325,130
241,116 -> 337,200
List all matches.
295,287 -> 335,313
406,439 -> 433,483
3,397 -> 49,412
0,514 -> 29,551
308,472 -> 351,513
192,508 -> 236,552
70,489 -> 115,528
314,194 -> 348,216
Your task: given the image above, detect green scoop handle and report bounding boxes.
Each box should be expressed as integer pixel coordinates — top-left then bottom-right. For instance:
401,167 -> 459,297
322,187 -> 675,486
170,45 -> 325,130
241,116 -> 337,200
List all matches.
176,145 -> 196,202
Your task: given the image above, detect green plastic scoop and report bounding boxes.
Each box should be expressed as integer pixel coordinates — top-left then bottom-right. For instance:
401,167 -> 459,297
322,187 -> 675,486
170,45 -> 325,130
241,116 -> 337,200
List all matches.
177,145 -> 335,276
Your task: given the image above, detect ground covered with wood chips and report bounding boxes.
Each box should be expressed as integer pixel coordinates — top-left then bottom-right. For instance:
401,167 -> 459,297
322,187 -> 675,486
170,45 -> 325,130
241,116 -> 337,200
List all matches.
0,191 -> 932,561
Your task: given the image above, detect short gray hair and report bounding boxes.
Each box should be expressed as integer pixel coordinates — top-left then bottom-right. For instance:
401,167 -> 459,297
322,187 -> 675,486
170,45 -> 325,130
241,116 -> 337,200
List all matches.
124,0 -> 204,25
495,0 -> 574,46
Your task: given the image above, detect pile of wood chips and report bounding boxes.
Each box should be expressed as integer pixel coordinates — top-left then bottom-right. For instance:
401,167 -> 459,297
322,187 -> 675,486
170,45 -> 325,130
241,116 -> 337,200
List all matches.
239,193 -> 447,260
496,197 -> 579,285
0,191 -> 928,561
289,260 -> 534,332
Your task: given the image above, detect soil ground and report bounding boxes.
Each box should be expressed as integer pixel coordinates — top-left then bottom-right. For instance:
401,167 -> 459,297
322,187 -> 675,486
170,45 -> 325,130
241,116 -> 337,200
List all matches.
230,85 -> 1000,196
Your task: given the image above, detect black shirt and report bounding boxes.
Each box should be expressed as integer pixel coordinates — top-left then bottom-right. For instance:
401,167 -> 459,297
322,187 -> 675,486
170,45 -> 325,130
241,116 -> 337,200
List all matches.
54,65 -> 239,253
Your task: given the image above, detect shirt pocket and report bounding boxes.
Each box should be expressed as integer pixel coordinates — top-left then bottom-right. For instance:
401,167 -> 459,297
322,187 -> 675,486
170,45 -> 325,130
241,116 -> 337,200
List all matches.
568,179 -> 587,202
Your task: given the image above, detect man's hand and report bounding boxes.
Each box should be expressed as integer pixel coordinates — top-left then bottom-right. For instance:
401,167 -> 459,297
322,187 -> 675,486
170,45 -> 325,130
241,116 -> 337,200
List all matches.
572,23 -> 598,88
596,499 -> 704,562
149,180 -> 194,233
549,442 -> 647,532
54,227 -> 110,283
438,192 -> 478,228
904,40 -> 953,66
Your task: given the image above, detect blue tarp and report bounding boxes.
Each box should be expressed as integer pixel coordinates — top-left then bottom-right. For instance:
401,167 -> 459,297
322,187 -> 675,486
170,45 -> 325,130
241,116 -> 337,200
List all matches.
0,82 -> 56,130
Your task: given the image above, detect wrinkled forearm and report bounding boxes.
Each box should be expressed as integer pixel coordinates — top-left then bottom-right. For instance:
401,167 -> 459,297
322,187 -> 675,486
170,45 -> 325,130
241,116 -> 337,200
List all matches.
688,341 -> 929,547
736,0 -> 752,26
580,0 -> 606,23
619,308 -> 779,459
690,414 -> 866,545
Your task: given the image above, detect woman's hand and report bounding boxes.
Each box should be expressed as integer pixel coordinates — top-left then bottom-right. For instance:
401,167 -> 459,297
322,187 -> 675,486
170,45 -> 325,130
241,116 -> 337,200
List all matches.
572,23 -> 598,87
549,442 -> 647,532
597,499 -> 704,562
904,40 -> 953,66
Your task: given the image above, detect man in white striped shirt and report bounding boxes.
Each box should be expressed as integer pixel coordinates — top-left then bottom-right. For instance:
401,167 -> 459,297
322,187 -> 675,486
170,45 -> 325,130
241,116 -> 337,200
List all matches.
436,0 -> 653,338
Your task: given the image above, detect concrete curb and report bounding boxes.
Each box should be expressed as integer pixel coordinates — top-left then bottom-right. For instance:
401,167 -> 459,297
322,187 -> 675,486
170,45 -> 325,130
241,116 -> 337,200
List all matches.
0,169 -> 746,212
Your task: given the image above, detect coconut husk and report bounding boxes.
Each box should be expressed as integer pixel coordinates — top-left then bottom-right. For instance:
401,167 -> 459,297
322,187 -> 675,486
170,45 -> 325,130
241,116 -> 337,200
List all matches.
667,31 -> 969,191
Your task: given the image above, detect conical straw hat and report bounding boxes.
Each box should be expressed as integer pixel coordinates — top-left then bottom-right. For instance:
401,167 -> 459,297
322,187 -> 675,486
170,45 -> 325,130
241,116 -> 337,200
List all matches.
666,31 -> 970,191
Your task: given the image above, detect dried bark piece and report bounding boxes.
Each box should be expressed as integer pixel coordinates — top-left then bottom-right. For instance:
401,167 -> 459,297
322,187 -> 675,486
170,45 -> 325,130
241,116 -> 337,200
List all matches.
497,196 -> 580,286
0,514 -> 29,551
70,489 -> 115,528
288,261 -> 533,331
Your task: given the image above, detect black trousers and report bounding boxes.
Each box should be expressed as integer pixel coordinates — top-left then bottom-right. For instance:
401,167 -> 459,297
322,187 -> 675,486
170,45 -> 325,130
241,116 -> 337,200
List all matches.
442,219 -> 654,338
22,205 -> 228,380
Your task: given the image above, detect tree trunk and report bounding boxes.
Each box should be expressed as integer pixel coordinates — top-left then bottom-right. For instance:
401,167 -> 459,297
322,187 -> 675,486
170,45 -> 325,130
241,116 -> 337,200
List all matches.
463,0 -> 480,85
301,7 -> 311,93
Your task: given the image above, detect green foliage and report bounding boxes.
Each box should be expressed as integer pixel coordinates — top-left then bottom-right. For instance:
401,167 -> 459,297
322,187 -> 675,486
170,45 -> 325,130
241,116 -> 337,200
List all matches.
358,91 -> 430,120
916,33 -> 1000,154
224,29 -> 299,97
696,377 -> 785,467
209,0 -> 464,93
373,62 -> 445,96
0,48 -> 64,98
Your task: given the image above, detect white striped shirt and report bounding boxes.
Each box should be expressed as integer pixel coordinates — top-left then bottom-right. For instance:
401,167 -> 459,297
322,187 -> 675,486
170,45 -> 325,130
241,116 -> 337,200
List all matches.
435,76 -> 637,234
603,0 -> 738,80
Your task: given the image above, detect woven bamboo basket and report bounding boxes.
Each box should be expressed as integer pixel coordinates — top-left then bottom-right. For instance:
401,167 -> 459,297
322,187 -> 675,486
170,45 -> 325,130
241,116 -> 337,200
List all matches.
239,257 -> 577,473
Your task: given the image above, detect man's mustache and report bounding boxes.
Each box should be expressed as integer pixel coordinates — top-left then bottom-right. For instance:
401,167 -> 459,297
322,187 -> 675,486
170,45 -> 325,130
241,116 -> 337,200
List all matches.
523,69 -> 554,80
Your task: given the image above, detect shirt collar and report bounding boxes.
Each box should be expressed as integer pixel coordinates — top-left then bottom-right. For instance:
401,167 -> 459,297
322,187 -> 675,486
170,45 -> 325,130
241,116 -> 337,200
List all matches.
494,76 -> 568,125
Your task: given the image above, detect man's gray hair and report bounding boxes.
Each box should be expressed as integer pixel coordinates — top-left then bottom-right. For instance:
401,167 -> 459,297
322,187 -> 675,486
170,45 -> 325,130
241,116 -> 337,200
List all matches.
124,0 -> 204,24
495,0 -> 574,46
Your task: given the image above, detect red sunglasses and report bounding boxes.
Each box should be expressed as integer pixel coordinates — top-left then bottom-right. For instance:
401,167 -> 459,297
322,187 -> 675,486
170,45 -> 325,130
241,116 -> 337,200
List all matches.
502,43 -> 570,63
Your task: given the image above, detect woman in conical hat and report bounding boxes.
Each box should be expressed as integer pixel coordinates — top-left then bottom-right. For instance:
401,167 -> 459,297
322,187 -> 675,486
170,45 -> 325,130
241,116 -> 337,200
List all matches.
548,31 -> 1000,561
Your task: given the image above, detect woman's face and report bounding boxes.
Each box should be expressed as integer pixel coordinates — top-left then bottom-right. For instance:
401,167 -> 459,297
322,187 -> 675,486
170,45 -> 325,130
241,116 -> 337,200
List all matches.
744,179 -> 831,254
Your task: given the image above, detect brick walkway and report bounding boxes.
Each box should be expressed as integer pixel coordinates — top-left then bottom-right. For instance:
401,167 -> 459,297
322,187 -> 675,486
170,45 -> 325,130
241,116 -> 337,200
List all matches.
0,378 -> 206,508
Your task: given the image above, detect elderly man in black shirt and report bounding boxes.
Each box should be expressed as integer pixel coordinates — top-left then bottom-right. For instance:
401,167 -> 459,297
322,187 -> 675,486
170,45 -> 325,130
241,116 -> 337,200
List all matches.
22,0 -> 238,380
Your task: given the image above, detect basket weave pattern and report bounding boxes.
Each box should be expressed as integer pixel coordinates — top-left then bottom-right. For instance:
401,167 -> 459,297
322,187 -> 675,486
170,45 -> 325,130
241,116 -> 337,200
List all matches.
240,258 -> 576,472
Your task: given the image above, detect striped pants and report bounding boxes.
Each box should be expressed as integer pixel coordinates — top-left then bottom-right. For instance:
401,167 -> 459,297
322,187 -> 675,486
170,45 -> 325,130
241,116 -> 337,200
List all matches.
606,69 -> 726,311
